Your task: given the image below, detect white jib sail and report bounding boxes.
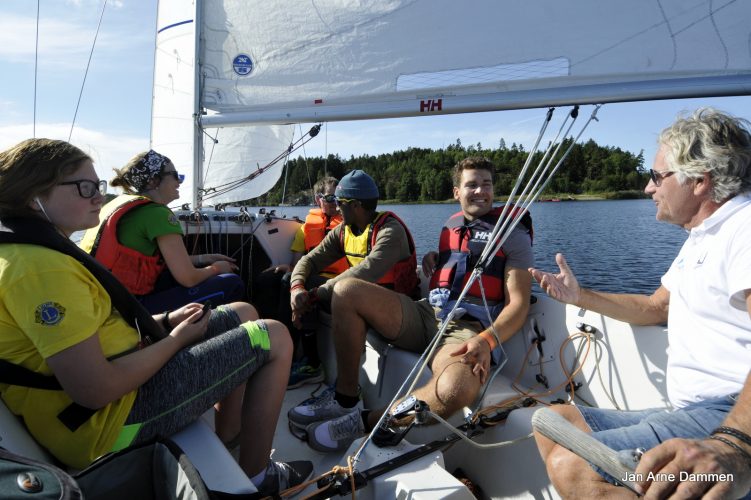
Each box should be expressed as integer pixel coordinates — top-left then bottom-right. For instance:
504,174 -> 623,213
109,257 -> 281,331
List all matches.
152,0 -> 295,208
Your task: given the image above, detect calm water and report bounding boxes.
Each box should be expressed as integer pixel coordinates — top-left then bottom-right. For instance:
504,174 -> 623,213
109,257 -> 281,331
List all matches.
266,199 -> 688,295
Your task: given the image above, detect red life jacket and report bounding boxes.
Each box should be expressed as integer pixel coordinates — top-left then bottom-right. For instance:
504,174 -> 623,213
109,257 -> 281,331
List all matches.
429,206 -> 533,303
80,195 -> 167,296
339,211 -> 420,298
303,208 -> 348,276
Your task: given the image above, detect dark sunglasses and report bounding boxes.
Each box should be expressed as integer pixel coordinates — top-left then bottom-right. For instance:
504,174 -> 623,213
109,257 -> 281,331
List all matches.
162,171 -> 185,184
335,196 -> 357,206
317,193 -> 337,203
648,169 -> 674,187
58,179 -> 107,198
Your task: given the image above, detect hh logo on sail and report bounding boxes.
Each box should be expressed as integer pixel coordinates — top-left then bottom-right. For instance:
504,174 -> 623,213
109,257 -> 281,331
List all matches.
420,99 -> 442,112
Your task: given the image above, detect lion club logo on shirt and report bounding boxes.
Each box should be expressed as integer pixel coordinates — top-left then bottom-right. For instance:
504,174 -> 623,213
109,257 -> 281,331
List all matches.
35,302 -> 66,326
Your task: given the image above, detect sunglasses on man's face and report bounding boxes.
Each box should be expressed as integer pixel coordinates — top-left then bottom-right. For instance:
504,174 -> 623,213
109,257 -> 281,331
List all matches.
335,197 -> 358,207
162,171 -> 185,184
648,169 -> 674,187
317,193 -> 337,203
58,179 -> 108,198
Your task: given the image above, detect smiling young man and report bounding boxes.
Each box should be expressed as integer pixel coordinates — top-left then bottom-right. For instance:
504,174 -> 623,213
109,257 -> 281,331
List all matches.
529,108 -> 751,499
289,156 -> 533,453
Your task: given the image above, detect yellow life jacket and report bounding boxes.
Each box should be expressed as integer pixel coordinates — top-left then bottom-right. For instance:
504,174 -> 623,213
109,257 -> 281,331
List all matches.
341,211 -> 419,297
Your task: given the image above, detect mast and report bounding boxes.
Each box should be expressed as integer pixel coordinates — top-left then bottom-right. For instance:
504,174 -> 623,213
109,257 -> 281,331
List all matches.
192,0 -> 203,210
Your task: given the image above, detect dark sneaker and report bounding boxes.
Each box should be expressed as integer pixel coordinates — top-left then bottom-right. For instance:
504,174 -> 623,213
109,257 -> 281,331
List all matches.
287,363 -> 325,389
256,460 -> 314,497
307,410 -> 365,452
288,386 -> 362,429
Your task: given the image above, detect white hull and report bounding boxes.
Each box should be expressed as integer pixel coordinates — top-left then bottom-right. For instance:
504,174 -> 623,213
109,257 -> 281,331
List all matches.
0,212 -> 669,499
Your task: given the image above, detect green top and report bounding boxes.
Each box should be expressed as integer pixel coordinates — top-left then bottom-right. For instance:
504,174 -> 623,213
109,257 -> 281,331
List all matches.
116,203 -> 183,255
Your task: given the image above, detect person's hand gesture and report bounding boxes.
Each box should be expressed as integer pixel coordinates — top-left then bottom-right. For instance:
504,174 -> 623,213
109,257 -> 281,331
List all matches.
202,253 -> 236,265
528,253 -> 581,305
450,335 -> 492,384
167,303 -> 203,325
290,288 -> 312,329
422,251 -> 438,278
169,303 -> 211,347
211,259 -> 239,274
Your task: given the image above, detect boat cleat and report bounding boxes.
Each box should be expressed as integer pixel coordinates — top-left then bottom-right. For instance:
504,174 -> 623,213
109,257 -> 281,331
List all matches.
372,395 -> 430,447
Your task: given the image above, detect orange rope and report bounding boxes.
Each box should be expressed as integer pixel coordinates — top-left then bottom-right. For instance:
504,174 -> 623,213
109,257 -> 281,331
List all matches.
472,331 -> 594,421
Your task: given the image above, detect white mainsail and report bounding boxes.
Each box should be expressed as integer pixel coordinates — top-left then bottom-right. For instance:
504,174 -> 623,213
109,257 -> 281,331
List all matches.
199,0 -> 751,126
153,0 -> 751,207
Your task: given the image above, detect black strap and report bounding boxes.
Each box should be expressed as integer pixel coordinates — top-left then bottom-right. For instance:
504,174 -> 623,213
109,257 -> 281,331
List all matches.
0,217 -> 166,430
0,217 -> 164,342
0,359 -> 96,431
0,359 -> 62,390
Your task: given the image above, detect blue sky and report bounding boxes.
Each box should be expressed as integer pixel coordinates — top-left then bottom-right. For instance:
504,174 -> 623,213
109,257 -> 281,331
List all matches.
3,0 -> 751,183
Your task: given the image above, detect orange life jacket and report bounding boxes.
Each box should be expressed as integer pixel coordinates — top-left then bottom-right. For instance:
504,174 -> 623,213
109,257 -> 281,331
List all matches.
429,206 -> 533,303
80,195 -> 166,296
340,211 -> 420,298
303,208 -> 348,276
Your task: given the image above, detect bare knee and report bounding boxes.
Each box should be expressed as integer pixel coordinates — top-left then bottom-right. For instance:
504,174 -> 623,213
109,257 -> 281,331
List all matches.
227,301 -> 259,322
546,444 -> 589,486
331,277 -> 368,305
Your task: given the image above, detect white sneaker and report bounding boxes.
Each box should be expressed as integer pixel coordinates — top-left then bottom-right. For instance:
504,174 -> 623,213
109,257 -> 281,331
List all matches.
288,386 -> 362,428
306,410 -> 366,452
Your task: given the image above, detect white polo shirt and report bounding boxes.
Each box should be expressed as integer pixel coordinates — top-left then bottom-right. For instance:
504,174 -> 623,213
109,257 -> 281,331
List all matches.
662,193 -> 751,408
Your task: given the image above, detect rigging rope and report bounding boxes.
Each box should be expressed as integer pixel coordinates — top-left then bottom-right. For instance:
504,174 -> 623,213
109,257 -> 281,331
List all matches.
69,0 -> 108,141
350,104 -> 603,470
33,0 -> 40,138
199,124 -> 321,203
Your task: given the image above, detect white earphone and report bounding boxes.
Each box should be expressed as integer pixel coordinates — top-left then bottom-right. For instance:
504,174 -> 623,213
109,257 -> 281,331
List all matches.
34,196 -> 53,223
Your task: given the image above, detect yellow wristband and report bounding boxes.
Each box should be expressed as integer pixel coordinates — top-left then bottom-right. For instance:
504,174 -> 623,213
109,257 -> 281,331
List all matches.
478,331 -> 498,350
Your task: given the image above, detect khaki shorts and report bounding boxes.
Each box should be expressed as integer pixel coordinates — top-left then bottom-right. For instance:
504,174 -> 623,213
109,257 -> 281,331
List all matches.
393,297 -> 483,354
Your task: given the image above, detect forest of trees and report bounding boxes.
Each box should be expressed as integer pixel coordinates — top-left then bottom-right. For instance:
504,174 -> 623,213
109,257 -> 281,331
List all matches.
252,138 -> 648,205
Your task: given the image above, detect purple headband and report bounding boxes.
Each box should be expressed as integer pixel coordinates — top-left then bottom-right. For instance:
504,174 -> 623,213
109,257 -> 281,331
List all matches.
124,150 -> 171,192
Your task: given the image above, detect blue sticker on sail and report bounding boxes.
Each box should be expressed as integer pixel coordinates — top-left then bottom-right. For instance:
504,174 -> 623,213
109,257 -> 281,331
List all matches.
35,302 -> 66,326
232,54 -> 253,76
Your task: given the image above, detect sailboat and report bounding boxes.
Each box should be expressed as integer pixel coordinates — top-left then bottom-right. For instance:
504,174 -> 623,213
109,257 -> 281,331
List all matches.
3,0 -> 751,498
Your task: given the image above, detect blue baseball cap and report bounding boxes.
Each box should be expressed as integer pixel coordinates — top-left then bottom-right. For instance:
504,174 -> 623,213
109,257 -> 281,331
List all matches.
335,169 -> 379,199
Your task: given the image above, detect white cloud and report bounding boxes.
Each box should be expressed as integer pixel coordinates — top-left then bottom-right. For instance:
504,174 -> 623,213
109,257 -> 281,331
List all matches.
0,123 -> 147,181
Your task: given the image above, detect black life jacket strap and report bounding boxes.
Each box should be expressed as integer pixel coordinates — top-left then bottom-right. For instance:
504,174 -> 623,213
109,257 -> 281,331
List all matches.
0,217 -> 163,431
0,359 -> 94,432
0,217 -> 164,343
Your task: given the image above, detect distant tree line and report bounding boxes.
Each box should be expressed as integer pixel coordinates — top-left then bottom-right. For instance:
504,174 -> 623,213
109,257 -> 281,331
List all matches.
251,138 -> 648,205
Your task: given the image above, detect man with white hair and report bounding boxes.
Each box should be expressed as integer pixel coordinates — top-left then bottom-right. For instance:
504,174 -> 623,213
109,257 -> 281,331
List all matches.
530,108 -> 751,499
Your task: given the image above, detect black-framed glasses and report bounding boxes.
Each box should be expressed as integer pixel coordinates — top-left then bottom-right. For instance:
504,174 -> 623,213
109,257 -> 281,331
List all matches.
162,171 -> 185,184
335,196 -> 357,207
648,169 -> 675,186
58,179 -> 107,198
317,193 -> 337,203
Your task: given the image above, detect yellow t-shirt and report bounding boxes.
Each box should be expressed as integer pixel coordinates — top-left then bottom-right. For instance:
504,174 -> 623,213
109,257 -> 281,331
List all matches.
0,244 -> 138,469
290,225 -> 306,254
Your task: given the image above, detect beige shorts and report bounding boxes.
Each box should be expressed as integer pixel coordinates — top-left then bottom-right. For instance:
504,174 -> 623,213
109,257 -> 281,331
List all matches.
393,297 -> 483,353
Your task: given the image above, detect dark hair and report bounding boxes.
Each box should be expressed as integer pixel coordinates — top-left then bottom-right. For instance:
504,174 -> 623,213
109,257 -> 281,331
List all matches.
452,156 -> 495,187
0,138 -> 91,218
111,150 -> 169,194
